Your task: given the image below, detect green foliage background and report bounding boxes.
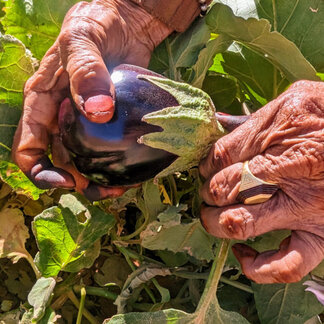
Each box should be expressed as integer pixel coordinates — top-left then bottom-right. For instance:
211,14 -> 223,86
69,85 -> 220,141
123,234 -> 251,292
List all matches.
0,0 -> 323,323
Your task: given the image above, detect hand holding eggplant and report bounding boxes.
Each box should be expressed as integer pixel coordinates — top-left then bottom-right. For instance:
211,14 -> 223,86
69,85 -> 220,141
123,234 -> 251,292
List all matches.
199,80 -> 324,283
12,0 -> 173,200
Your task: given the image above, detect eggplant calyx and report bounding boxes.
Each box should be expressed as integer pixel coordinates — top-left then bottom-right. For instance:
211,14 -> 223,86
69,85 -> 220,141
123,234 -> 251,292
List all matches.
137,75 -> 226,180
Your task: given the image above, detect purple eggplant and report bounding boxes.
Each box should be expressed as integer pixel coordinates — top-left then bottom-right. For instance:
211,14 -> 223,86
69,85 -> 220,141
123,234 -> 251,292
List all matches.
58,64 -> 178,186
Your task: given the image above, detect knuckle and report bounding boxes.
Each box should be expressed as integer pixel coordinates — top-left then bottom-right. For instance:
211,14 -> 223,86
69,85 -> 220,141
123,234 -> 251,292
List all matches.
200,141 -> 231,178
220,208 -> 253,240
276,267 -> 303,283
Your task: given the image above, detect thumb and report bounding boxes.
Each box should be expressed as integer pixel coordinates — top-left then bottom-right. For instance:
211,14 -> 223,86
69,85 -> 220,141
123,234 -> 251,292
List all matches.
59,23 -> 115,123
232,231 -> 324,283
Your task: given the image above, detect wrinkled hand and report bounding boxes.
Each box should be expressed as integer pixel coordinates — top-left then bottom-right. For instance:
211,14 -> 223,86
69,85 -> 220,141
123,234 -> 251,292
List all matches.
199,80 -> 324,283
12,0 -> 172,200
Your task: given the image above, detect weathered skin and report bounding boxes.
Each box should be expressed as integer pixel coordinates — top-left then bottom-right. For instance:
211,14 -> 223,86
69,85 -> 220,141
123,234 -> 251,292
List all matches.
12,0 -> 324,284
12,0 -> 173,200
199,81 -> 324,283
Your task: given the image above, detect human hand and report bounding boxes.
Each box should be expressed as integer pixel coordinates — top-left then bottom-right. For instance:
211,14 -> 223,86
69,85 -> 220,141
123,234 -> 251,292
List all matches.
12,0 -> 173,200
199,80 -> 324,283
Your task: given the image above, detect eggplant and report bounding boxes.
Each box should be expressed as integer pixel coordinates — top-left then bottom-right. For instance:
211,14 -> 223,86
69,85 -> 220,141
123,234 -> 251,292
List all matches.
58,64 -> 178,186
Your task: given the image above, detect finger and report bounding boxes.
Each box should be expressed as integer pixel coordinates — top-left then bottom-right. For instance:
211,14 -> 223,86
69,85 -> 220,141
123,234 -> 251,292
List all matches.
51,133 -> 126,201
59,16 -> 115,123
200,191 -> 292,241
12,91 -> 75,189
201,155 -> 278,207
232,231 -> 324,283
199,98 -> 284,179
215,113 -> 250,132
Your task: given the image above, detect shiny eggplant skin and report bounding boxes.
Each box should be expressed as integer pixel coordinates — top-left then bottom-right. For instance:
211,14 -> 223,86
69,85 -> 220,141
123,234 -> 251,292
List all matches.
58,64 -> 178,186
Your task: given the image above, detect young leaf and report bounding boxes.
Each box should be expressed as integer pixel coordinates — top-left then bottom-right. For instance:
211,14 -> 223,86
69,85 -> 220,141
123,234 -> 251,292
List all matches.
140,205 -> 217,261
1,0 -> 82,60
252,276 -> 324,324
149,18 -> 211,80
206,3 -> 319,82
185,34 -> 233,88
27,277 -> 56,322
32,194 -> 116,277
139,76 -> 225,179
0,34 -> 37,161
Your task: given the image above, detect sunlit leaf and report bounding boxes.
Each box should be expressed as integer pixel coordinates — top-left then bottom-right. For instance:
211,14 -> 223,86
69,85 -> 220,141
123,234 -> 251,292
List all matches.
0,34 -> 37,161
32,194 -> 115,277
1,0 -> 83,59
0,161 -> 45,200
206,3 -> 319,82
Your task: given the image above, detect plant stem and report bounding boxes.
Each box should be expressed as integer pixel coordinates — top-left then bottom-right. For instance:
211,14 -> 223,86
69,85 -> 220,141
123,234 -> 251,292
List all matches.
196,239 -> 230,311
173,270 -> 253,294
67,290 -> 99,324
24,252 -> 41,279
74,285 -> 118,301
76,287 -> 86,324
167,175 -> 178,206
117,246 -> 157,304
219,277 -> 253,294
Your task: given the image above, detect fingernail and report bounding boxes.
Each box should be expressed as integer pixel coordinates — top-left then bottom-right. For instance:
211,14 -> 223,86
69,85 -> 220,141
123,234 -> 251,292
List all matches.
34,170 -> 75,189
84,95 -> 115,123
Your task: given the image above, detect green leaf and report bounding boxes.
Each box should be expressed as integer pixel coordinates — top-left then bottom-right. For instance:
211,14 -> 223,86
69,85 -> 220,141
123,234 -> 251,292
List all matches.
149,18 -> 211,80
252,276 -> 324,324
202,73 -> 238,109
206,3 -> 319,82
1,0 -> 82,60
108,240 -> 249,324
139,76 -> 225,179
185,34 -> 232,88
32,194 -> 116,277
0,161 -> 45,200
0,34 -> 37,161
141,205 -> 217,261
27,277 -> 56,322
222,45 -> 289,103
255,0 -> 324,72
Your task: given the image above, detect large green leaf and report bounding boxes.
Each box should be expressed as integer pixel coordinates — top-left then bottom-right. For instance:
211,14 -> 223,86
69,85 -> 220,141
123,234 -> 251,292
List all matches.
149,18 -> 211,81
1,0 -> 82,60
141,205 -> 217,262
252,277 -> 324,324
255,0 -> 324,72
32,194 -> 116,277
0,34 -> 36,161
206,3 -> 319,83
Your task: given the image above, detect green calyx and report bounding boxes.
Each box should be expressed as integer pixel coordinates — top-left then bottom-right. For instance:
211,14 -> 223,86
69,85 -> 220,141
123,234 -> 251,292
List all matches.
138,75 -> 226,179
